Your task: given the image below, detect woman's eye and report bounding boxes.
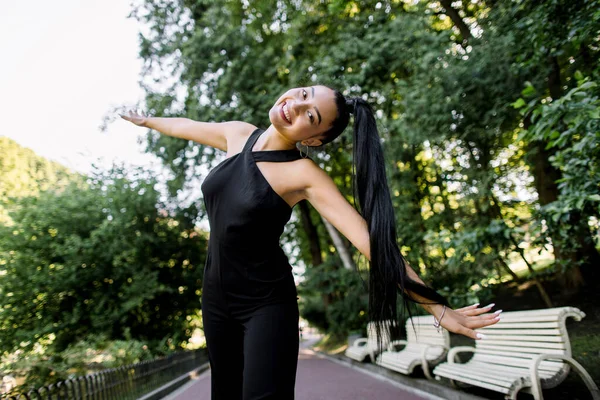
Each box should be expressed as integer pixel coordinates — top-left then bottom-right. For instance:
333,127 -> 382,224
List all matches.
308,111 -> 314,123
302,89 -> 307,99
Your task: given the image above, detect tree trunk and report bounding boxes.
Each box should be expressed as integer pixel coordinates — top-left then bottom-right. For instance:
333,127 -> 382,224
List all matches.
497,256 -> 520,282
298,200 -> 332,307
439,0 -> 473,41
298,200 -> 322,266
321,217 -> 356,271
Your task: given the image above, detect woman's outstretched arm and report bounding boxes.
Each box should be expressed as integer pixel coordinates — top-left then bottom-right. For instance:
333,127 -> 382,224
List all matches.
119,110 -> 255,153
299,160 -> 500,340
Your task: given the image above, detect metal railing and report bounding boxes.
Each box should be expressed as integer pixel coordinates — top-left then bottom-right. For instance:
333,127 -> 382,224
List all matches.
2,348 -> 207,400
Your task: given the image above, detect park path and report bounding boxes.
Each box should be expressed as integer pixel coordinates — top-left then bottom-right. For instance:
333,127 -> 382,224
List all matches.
164,333 -> 438,400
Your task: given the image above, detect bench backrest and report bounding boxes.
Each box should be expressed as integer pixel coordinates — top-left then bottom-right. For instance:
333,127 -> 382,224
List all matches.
405,315 -> 450,348
473,306 -> 585,386
475,306 -> 585,358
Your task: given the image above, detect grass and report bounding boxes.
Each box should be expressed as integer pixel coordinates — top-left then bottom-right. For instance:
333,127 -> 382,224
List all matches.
571,332 -> 600,383
311,333 -> 348,355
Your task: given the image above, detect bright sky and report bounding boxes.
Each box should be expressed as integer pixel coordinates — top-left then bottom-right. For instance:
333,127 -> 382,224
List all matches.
0,0 -> 161,175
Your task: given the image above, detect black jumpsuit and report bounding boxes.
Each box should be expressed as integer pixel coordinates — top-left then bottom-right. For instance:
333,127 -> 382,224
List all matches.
200,128 -> 303,400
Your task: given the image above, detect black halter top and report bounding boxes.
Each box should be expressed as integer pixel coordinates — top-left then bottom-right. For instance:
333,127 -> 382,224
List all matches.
200,128 -> 304,316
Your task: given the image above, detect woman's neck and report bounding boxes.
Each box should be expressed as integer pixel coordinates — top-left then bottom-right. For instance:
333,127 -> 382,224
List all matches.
253,125 -> 297,151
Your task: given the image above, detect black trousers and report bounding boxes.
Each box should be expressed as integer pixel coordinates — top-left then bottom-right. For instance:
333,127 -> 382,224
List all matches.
202,300 -> 300,400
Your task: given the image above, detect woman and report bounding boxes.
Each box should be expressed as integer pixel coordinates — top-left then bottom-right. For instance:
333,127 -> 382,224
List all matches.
120,85 -> 501,399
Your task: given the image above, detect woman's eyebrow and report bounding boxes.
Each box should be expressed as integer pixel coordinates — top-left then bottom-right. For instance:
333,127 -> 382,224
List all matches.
311,86 -> 322,125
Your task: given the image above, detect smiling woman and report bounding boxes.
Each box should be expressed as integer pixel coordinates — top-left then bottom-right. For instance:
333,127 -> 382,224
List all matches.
119,85 -> 501,400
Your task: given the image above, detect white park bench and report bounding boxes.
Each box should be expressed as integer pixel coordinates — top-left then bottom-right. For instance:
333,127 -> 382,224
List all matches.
345,321 -> 392,362
432,306 -> 599,400
376,315 -> 450,380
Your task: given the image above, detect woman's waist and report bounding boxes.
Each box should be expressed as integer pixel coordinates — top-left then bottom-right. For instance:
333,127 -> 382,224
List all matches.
207,241 -> 288,263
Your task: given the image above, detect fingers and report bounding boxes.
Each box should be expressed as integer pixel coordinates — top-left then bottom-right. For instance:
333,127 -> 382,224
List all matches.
445,305 -> 503,340
458,327 -> 487,340
457,303 -> 501,318
469,303 -> 495,316
455,323 -> 489,340
441,309 -> 491,340
454,303 -> 480,313
466,315 -> 501,330
118,109 -> 144,122
463,306 -> 501,328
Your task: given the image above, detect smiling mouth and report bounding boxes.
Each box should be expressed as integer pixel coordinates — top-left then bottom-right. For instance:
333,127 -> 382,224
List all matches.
280,101 -> 292,124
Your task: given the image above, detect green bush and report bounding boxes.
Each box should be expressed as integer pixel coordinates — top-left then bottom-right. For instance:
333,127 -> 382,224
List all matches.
299,258 -> 369,337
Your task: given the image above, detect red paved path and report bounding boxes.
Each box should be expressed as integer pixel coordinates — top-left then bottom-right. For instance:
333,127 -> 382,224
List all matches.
166,336 -> 434,400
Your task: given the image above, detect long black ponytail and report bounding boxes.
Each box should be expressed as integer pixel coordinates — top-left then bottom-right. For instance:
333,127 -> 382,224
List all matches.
321,89 -> 450,347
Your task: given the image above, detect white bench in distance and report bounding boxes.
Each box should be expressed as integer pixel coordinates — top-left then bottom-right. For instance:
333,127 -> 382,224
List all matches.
376,315 -> 449,380
345,321 -> 392,363
432,306 -> 599,400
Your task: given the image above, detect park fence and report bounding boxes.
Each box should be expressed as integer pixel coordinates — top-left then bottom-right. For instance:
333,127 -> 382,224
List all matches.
2,348 -> 207,400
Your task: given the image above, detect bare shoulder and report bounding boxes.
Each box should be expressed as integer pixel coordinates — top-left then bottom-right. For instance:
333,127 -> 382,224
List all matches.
222,121 -> 258,155
289,158 -> 335,196
222,121 -> 257,143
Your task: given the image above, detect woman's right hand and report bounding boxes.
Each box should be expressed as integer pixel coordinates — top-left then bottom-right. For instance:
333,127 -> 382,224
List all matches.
119,109 -> 149,127
436,303 -> 501,340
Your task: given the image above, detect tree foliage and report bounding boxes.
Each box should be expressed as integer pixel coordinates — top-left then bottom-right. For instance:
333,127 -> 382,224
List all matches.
0,151 -> 207,387
0,137 -> 76,225
129,0 -> 600,332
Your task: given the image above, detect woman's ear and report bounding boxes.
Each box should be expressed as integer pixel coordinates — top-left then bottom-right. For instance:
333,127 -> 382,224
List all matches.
300,138 -> 323,147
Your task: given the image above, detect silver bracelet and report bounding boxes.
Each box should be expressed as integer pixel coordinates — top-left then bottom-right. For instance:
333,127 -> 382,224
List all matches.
433,305 -> 446,333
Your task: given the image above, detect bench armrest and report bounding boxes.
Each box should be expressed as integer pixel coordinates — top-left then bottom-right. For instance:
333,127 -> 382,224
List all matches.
421,344 -> 449,380
529,354 -> 599,400
447,346 -> 476,364
386,340 -> 409,352
352,338 -> 368,347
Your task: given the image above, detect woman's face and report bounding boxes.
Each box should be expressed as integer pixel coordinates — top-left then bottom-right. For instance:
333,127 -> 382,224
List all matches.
269,85 -> 338,146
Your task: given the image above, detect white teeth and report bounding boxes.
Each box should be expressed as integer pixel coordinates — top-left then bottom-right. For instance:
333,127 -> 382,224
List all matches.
283,103 -> 291,123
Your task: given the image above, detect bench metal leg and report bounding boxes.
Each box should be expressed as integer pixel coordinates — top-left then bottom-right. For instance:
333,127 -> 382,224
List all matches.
530,354 -> 600,400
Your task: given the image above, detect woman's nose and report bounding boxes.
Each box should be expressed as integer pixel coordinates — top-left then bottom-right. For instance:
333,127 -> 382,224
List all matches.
293,100 -> 310,113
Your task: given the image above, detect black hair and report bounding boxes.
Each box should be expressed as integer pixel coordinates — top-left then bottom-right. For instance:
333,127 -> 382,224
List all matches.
322,86 -> 451,347
319,89 -> 350,145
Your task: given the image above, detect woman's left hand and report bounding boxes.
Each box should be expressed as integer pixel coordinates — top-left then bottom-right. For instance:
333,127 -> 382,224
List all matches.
436,303 -> 501,340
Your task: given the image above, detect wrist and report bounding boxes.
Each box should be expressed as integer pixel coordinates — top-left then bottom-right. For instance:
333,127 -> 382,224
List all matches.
424,303 -> 445,317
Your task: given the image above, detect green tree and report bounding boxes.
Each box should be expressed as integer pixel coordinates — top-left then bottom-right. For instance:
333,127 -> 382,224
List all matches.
0,164 -> 207,386
0,137 -> 76,225
129,0 -> 600,336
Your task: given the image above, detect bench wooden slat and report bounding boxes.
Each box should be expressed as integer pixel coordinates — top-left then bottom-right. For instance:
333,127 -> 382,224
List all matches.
470,334 -> 564,342
435,373 -> 512,394
475,345 -> 567,356
481,322 -> 561,329
472,354 -> 564,372
476,340 -> 567,350
488,315 -> 567,322
435,365 -> 517,390
486,307 -> 580,317
437,363 -> 529,381
479,328 -> 562,336
468,360 -> 560,377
